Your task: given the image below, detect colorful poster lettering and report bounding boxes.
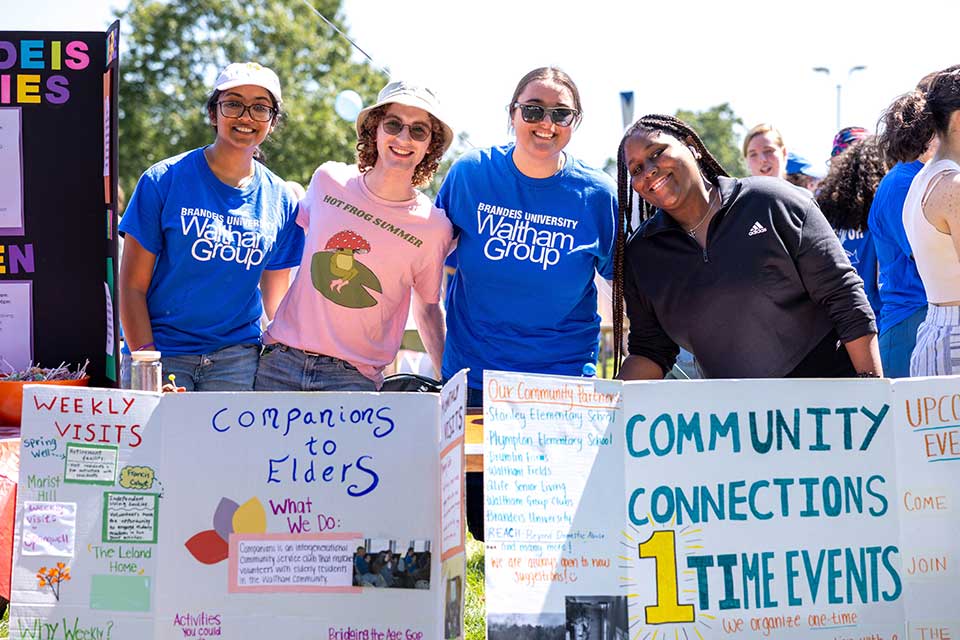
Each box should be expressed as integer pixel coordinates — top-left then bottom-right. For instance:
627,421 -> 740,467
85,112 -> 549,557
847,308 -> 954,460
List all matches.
0,29 -> 121,385
484,372 -> 960,639
11,382 -> 466,639
11,386 -> 158,638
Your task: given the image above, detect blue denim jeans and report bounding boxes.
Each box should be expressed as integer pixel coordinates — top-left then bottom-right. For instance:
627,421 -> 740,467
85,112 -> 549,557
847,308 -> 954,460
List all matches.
254,343 -> 376,391
121,343 -> 260,391
879,306 -> 927,378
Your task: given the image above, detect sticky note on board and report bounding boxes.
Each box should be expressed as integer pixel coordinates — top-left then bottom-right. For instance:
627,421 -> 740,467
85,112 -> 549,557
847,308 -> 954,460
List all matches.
21,501 -> 76,556
102,492 -> 159,544
64,443 -> 118,485
90,574 -> 151,612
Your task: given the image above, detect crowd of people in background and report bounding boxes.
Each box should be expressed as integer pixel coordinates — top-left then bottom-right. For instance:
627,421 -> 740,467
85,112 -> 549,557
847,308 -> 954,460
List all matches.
116,61 -> 960,539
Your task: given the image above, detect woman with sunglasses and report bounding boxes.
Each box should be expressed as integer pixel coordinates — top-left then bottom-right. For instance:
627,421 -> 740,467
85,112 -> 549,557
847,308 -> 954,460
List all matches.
614,114 -> 881,381
255,80 -> 453,391
437,67 -> 618,406
119,62 -> 304,391
437,68 -> 616,543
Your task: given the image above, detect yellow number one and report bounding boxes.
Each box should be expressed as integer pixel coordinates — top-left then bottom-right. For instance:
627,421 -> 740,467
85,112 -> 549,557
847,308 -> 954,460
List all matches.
638,530 -> 695,623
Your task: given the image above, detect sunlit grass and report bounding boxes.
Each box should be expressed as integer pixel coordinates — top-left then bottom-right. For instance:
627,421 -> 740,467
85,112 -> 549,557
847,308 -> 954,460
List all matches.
464,531 -> 485,640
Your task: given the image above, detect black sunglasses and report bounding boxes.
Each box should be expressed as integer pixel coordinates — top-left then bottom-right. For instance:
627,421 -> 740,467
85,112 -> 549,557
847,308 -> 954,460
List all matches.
513,102 -> 580,127
381,117 -> 432,142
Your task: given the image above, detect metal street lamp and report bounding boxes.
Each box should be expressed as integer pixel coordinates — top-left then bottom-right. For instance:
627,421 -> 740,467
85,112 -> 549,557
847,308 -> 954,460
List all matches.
813,65 -> 867,131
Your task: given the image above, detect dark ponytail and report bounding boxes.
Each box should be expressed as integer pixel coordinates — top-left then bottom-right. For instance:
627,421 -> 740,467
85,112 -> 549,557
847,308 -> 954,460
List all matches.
611,114 -> 729,377
878,65 -> 960,165
877,90 -> 932,165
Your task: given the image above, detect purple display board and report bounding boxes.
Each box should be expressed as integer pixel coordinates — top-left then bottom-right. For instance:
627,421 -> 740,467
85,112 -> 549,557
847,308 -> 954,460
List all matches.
0,23 -> 120,386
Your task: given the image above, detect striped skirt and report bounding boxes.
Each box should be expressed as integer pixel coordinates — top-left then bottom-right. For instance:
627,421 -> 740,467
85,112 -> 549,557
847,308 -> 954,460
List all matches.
910,304 -> 960,376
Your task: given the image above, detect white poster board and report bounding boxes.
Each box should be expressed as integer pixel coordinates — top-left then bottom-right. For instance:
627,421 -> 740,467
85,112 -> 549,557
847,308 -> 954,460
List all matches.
11,383 -> 466,639
891,378 -> 960,640
484,372 -> 960,640
484,373 -> 623,637
11,386 -> 161,639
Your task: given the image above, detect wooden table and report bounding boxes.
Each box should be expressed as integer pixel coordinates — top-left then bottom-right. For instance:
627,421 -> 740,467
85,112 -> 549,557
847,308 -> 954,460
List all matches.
465,408 -> 483,473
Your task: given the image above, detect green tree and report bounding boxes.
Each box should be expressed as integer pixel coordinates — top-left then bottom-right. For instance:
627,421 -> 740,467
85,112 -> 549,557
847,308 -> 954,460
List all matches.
115,0 -> 387,200
674,103 -> 747,177
421,131 -> 473,199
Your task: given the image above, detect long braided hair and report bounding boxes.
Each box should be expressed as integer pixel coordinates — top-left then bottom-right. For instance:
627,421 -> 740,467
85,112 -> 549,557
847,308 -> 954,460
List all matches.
611,114 -> 729,377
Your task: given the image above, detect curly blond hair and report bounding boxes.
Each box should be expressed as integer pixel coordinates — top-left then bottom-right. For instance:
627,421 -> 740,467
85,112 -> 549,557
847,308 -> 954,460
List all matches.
356,105 -> 447,188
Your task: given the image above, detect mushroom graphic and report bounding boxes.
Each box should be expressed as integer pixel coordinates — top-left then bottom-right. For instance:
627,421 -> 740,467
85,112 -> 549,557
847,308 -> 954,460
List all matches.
325,230 -> 371,293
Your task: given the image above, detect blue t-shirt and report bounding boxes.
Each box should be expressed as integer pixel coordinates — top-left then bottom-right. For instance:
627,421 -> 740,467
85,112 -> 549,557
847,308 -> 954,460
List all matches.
119,148 -> 304,355
354,554 -> 370,575
866,161 -> 927,335
836,227 -> 880,316
437,144 -> 618,390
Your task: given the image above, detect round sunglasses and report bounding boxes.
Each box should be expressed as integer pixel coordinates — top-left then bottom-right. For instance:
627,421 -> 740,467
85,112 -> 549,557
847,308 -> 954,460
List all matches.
513,102 -> 580,127
380,117 -> 432,142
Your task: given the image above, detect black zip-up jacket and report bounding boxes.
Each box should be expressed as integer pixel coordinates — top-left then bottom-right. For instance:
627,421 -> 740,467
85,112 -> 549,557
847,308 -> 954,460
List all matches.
624,176 -> 877,378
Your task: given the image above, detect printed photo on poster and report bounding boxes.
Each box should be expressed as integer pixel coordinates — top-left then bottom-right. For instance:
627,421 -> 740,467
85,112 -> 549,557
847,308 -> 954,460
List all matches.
487,612 -> 564,639
354,538 -> 431,589
444,574 -> 462,639
565,596 -> 628,640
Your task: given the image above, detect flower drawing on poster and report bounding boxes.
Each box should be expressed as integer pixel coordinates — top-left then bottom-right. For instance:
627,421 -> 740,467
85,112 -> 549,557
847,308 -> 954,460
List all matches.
185,496 -> 266,565
36,562 -> 71,600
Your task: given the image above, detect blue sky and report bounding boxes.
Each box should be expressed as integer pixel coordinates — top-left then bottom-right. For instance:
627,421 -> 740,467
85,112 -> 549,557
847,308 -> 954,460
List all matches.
7,0 -> 959,171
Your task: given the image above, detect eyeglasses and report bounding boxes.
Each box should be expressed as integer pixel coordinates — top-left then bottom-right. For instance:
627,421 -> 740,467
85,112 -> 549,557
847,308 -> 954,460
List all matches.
380,117 -> 432,142
216,100 -> 276,122
513,102 -> 580,127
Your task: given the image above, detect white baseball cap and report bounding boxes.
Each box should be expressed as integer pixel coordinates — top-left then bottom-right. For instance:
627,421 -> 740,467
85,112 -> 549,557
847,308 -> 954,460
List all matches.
214,62 -> 283,104
355,80 -> 453,153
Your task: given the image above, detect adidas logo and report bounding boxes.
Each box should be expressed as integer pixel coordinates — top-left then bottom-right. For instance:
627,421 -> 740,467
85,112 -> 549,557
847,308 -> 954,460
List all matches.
748,221 -> 768,236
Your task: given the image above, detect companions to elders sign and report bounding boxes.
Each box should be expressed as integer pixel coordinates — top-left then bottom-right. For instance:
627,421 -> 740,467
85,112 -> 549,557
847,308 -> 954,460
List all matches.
10,374 -> 468,639
483,372 -> 958,640
0,25 -> 120,385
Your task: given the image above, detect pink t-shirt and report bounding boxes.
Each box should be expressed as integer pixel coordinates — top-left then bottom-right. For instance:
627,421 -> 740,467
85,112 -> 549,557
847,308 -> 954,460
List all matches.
265,162 -> 452,387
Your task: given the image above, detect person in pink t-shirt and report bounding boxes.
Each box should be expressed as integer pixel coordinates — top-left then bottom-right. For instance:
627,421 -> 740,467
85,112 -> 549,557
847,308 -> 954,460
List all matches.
255,81 -> 454,391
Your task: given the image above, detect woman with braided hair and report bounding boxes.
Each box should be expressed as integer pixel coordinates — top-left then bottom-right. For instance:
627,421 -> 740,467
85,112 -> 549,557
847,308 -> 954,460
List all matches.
613,115 -> 881,380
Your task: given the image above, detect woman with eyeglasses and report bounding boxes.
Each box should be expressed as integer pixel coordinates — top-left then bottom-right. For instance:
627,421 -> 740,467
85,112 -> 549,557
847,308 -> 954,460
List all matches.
614,114 -> 881,381
436,67 -> 618,406
118,62 -> 304,391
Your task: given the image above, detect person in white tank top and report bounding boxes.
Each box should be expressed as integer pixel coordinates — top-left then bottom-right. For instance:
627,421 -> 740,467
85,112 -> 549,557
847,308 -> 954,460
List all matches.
896,66 -> 960,375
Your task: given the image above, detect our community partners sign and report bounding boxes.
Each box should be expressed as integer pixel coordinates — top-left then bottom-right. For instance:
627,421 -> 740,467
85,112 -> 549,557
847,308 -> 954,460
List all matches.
484,372 -> 957,639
